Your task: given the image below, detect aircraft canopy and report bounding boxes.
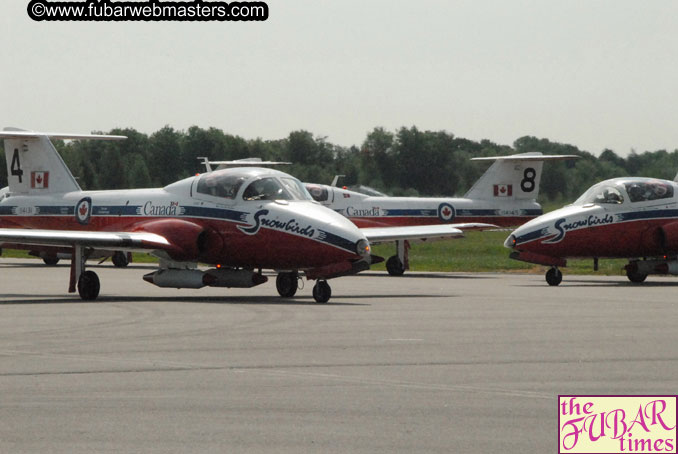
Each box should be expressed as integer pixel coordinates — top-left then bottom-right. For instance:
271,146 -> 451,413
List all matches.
196,168 -> 312,202
574,178 -> 674,206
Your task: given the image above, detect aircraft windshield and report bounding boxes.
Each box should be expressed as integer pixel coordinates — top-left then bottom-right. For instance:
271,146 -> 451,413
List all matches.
196,172 -> 247,199
243,177 -> 293,201
624,181 -> 673,202
574,183 -> 625,205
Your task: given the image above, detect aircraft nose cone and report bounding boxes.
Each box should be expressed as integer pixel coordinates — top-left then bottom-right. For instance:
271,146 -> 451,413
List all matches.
504,233 -> 517,249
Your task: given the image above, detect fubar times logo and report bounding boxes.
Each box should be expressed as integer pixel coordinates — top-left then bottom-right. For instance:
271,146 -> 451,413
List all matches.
559,395 -> 677,453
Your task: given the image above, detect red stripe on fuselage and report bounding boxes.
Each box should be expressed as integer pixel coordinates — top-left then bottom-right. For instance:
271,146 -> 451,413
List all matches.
0,215 -> 358,269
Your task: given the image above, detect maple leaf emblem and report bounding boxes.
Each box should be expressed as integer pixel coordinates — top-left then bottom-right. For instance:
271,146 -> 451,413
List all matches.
79,203 -> 88,216
500,186 -> 506,194
36,175 -> 43,184
442,207 -> 451,217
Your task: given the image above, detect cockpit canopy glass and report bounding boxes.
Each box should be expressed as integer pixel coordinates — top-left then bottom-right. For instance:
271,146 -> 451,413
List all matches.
624,181 -> 673,202
196,171 -> 312,202
574,183 -> 625,205
280,177 -> 313,201
242,177 -> 291,201
196,172 -> 247,199
305,184 -> 329,202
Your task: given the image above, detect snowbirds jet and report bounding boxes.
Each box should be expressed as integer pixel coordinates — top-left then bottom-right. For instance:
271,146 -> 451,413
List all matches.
303,153 -> 578,275
505,177 -> 678,286
0,128 -> 487,303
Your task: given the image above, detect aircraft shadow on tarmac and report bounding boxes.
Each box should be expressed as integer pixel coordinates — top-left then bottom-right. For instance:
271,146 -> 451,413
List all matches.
356,272 -> 493,280
0,263 -> 154,270
1,263 -> 497,279
518,278 -> 678,287
0,294 -> 443,306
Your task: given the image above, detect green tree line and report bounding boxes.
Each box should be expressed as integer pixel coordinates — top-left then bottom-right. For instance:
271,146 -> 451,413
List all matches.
1,125 -> 677,204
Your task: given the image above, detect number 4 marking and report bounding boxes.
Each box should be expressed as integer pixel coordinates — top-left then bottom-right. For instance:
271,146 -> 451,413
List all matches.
11,149 -> 23,183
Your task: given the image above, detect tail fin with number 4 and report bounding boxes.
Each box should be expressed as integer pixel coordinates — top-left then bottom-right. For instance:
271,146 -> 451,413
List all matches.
1,127 -> 126,195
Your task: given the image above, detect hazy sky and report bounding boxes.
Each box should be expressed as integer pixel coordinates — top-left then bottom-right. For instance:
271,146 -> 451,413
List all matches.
2,0 -> 677,156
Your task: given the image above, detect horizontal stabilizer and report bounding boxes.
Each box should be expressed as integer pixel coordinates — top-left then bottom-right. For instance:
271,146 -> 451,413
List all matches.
1,128 -> 127,141
470,152 -> 580,162
199,157 -> 291,172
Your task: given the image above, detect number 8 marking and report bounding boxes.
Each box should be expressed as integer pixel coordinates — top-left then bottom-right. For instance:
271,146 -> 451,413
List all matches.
521,167 -> 536,192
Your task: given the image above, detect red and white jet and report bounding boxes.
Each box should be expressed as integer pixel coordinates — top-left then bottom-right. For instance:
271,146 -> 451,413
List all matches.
304,153 -> 577,275
0,128 -> 485,302
505,177 -> 678,285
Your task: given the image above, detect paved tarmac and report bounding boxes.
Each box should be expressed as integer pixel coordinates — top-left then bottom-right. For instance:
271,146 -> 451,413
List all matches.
1,258 -> 678,453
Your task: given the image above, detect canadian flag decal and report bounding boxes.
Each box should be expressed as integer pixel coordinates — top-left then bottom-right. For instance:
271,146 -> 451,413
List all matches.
493,184 -> 512,197
31,171 -> 49,189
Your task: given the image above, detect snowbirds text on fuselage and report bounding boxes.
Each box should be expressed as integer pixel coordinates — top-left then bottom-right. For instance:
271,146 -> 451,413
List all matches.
505,177 -> 678,285
304,153 -> 578,275
0,128 -> 486,302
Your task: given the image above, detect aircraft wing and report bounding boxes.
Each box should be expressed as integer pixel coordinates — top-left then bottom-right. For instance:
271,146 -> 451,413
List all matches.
360,223 -> 495,244
0,228 -> 170,250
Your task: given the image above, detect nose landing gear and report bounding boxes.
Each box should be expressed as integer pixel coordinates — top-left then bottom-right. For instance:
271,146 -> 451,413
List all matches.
545,267 -> 563,286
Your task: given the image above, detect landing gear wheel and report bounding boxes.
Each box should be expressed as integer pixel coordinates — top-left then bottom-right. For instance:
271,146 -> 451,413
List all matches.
112,251 -> 129,268
312,280 -> 331,303
545,267 -> 563,286
43,256 -> 60,266
78,271 -> 100,300
386,255 -> 405,276
276,272 -> 298,298
626,268 -> 647,283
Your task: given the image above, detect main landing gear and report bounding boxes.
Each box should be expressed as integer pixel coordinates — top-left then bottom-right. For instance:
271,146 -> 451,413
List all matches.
43,255 -> 60,266
386,256 -> 405,276
545,267 -> 563,286
70,245 -> 100,300
78,270 -> 100,300
386,240 -> 409,276
626,267 -> 647,283
275,272 -> 332,303
112,251 -> 130,268
276,271 -> 299,298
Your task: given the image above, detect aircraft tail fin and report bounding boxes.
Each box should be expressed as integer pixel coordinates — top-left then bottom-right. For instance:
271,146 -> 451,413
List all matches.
1,128 -> 126,195
463,152 -> 579,201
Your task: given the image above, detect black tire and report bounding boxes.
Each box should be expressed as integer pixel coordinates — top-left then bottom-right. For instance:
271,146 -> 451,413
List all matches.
545,268 -> 563,286
112,251 -> 129,268
78,271 -> 100,300
276,272 -> 298,298
312,280 -> 331,303
43,256 -> 60,266
626,268 -> 647,283
386,255 -> 405,276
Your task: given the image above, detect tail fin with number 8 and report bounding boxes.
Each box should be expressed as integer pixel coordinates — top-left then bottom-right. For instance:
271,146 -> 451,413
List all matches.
464,152 -> 579,201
